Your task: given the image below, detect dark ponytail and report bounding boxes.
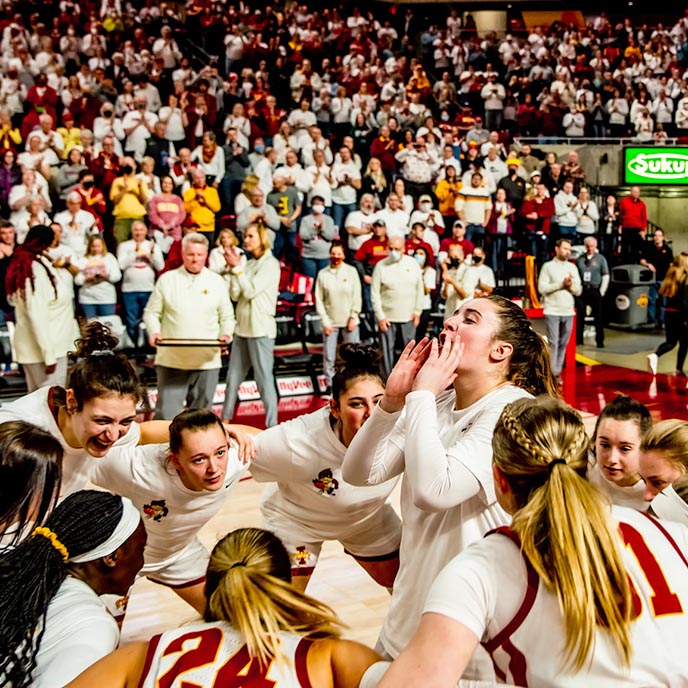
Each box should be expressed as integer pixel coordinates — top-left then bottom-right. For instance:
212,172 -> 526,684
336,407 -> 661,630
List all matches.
331,342 -> 385,401
52,320 -> 143,410
0,490 -> 125,688
483,295 -> 560,397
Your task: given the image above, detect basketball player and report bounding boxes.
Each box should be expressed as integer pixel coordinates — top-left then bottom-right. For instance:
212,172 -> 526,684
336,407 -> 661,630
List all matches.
66,528 -> 389,688
379,397 -> 688,687
651,474 -> 688,526
588,394 -> 651,510
252,343 -> 401,592
342,295 -> 557,678
640,419 -> 688,501
0,490 -> 146,688
92,408 -> 248,613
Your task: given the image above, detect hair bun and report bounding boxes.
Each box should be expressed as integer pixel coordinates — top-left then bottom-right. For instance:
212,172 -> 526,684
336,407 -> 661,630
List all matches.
72,320 -> 119,360
335,342 -> 382,375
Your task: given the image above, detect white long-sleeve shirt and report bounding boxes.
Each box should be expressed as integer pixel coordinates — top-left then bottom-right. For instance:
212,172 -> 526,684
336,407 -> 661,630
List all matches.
117,239 -> 164,292
74,253 -> 122,304
341,385 -> 531,660
371,255 -> 424,323
229,250 -> 280,339
538,257 -> 582,316
144,266 -> 235,370
314,262 -> 362,329
554,190 -> 578,227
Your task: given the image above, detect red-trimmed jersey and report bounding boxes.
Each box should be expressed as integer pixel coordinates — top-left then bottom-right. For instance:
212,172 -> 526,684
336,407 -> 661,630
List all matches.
139,621 -> 314,688
425,506 -> 688,686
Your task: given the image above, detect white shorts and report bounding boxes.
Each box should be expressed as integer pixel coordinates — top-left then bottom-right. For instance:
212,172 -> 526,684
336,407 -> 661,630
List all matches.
263,503 -> 401,576
144,537 -> 210,588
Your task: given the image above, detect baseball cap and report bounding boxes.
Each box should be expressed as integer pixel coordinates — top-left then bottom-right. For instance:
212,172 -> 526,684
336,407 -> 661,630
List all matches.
419,194 -> 432,203
530,169 -> 542,179
506,156 -> 520,167
453,219 -> 465,227
373,218 -> 386,226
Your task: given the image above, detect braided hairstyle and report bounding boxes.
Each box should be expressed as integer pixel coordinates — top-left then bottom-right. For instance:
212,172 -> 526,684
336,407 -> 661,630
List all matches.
0,421 -> 63,547
0,490 -> 126,688
493,397 -> 635,671
5,224 -> 57,301
205,528 -> 342,665
331,342 -> 385,402
51,320 -> 143,410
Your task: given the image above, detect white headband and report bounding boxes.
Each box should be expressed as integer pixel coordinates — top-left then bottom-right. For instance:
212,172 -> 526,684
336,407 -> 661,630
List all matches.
70,497 -> 141,563
651,485 -> 688,527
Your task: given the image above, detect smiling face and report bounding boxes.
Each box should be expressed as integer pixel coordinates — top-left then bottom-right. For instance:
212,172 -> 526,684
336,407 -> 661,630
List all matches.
640,450 -> 685,501
595,418 -> 642,487
330,376 -> 384,447
169,424 -> 229,491
68,392 -> 138,457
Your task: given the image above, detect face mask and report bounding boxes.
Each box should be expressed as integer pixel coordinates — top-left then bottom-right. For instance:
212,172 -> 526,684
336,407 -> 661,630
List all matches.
330,256 -> 343,266
420,202 -> 431,212
254,144 -> 265,153
414,253 -> 425,266
312,204 -> 325,214
473,255 -> 483,264
449,257 -> 461,268
389,250 -> 402,262
82,180 -> 94,189
121,165 -> 133,175
441,112 -> 449,121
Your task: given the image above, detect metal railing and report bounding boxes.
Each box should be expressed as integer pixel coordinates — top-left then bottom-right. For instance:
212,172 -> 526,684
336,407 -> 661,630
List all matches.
514,136 -> 680,147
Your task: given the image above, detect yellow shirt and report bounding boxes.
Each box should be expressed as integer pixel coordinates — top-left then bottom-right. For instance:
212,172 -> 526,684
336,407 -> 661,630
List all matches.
110,177 -> 148,219
183,185 -> 221,235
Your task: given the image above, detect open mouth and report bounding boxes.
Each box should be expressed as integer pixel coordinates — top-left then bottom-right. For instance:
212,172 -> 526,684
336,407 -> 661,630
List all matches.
205,474 -> 223,485
439,332 -> 447,347
91,437 -> 113,452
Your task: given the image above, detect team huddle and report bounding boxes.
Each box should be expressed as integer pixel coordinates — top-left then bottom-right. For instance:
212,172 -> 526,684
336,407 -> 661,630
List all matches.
0,297 -> 687,687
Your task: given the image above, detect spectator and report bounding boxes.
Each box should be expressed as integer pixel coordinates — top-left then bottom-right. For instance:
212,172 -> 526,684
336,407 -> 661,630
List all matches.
454,171 -> 492,246
376,192 -> 411,240
191,131 -> 224,188
370,234 -> 424,376
221,126 -> 250,210
618,185 -> 648,264
314,240 -> 362,391
90,135 -> 121,195
110,157 -> 149,244
538,238 -> 582,383
360,157 -> 389,210
394,136 -> 436,199
554,179 -> 579,242
405,221 -> 436,267
344,193 -> 377,255
440,244 -> 469,320
576,236 -> 609,349
413,244 -> 437,341
438,219 -> 474,265
53,191 -> 99,257
56,147 -> 88,199
236,186 -> 281,246
74,169 -> 107,232
520,182 -> 555,264
434,163 -> 461,228
221,223 -> 280,428
267,171 -> 302,260
148,174 -> 186,248
122,93 -> 157,160
12,195 -> 50,244
136,155 -> 162,196
74,234 -> 122,319
561,151 -> 586,192
331,145 -> 362,232
299,196 -> 336,279
183,168 -> 221,242
497,157 -> 527,210
640,229 -> 674,328
480,71 -> 506,131
461,245 -> 496,301
144,232 -> 235,419
575,187 -> 600,244
209,228 -> 245,288
0,148 -> 21,216
486,187 -> 515,276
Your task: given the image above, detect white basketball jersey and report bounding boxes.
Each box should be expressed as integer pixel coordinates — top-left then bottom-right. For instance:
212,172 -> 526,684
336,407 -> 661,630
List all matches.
484,509 -> 688,686
139,621 -> 315,688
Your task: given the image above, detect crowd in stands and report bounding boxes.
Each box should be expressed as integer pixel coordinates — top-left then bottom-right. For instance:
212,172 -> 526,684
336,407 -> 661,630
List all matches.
0,1 -> 686,393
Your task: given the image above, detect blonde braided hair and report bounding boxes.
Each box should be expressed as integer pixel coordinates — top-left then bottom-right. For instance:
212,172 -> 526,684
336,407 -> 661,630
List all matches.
492,397 -> 635,672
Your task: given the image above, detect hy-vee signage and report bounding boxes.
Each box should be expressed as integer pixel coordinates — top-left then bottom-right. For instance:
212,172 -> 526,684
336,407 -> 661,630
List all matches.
624,148 -> 688,185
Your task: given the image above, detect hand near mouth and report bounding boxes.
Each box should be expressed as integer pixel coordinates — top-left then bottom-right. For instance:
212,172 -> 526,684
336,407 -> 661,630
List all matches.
380,338 -> 432,413
412,334 -> 464,396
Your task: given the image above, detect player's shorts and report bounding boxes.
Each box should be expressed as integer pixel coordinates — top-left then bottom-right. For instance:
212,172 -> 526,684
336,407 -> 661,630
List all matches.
144,537 -> 210,588
263,502 -> 401,577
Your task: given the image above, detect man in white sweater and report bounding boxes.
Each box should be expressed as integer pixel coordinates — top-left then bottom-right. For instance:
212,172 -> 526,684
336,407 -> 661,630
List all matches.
537,238 -> 582,381
143,233 -> 235,419
371,235 -> 425,376
553,179 -> 578,241
117,221 -> 165,348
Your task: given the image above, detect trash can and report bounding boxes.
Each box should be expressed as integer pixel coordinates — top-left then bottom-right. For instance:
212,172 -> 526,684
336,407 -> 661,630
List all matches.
607,264 -> 654,328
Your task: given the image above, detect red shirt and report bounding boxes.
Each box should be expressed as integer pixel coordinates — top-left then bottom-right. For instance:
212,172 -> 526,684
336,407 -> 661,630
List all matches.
354,237 -> 389,270
617,196 -> 647,230
405,238 -> 435,266
439,237 -> 474,256
519,197 -> 555,234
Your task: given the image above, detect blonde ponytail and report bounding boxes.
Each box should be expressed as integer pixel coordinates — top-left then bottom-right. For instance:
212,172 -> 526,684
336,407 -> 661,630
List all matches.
205,528 -> 342,665
493,397 -> 635,671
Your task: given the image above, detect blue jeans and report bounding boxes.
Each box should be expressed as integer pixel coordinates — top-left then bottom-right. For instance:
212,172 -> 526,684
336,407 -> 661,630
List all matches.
122,291 -> 152,345
332,202 -> 357,234
323,325 -> 360,384
301,257 -> 329,280
558,225 -> 576,240
465,223 -> 485,246
648,281 -> 665,325
81,303 -> 116,318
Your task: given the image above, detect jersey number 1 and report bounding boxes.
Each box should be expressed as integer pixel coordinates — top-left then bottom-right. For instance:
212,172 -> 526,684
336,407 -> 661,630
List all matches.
618,522 -> 683,617
158,628 -> 276,688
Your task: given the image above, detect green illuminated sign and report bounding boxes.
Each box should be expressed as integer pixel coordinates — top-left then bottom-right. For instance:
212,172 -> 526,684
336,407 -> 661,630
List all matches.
624,148 -> 688,185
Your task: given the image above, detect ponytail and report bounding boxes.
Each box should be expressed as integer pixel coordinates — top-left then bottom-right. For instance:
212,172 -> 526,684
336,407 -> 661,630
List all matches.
493,397 -> 635,671
0,490 -> 126,688
482,295 -> 560,397
205,528 -> 342,665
